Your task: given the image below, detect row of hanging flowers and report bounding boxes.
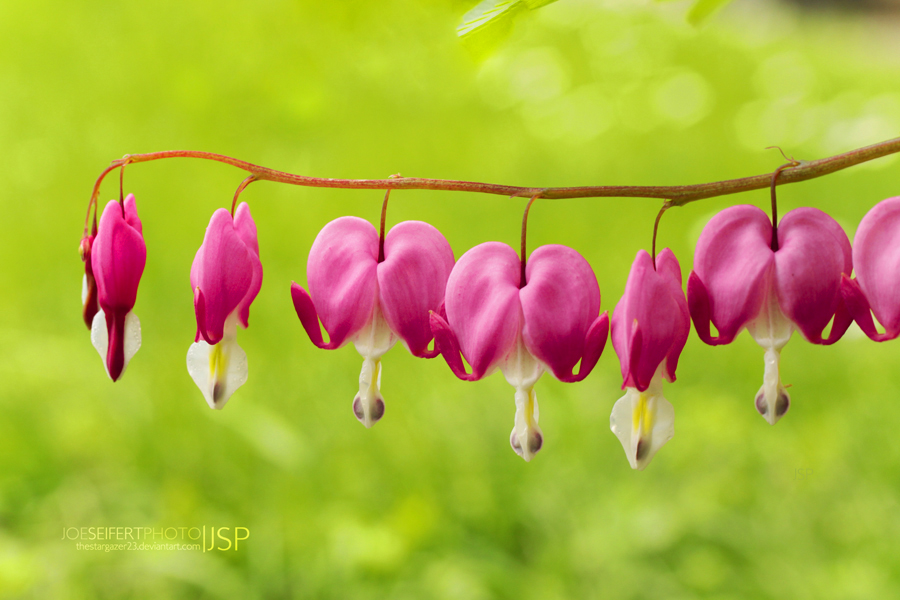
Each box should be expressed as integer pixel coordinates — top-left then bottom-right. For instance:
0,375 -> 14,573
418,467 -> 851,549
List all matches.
78,139 -> 900,469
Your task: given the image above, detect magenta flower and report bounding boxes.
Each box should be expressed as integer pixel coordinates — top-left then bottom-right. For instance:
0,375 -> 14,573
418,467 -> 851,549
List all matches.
430,242 -> 609,461
80,220 -> 99,329
841,197 -> 900,342
291,216 -> 454,427
688,205 -> 851,424
186,202 -> 262,409
89,195 -> 147,381
610,249 -> 689,470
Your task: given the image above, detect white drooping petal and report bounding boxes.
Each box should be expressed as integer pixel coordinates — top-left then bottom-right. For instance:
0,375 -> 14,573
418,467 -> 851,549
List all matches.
90,309 -> 142,380
350,298 -> 396,428
610,370 -> 674,471
186,319 -> 247,410
500,331 -> 544,462
746,284 -> 793,425
82,274 -> 88,305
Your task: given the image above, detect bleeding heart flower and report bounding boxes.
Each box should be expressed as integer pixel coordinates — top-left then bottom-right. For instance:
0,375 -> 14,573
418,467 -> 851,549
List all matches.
610,248 -> 689,470
688,205 -> 851,424
186,202 -> 262,409
841,197 -> 900,342
429,242 -> 609,461
89,195 -> 147,381
291,216 -> 454,427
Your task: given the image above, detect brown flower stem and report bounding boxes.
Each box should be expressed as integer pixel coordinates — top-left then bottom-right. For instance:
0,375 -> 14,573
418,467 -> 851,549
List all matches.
651,203 -> 668,268
520,192 -> 544,288
85,136 -> 900,235
378,188 -> 391,263
231,175 -> 257,217
769,161 -> 798,252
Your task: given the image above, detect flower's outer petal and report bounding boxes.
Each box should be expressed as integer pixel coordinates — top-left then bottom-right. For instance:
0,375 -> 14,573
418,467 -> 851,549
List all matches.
520,244 -> 603,381
842,275 -> 899,342
292,283 -> 341,349
378,220 -> 455,358
429,312 -> 477,380
80,229 -> 98,329
775,207 -> 852,344
656,249 -> 691,381
233,202 -> 263,329
304,217 -> 379,349
555,313 -> 609,383
91,309 -> 141,381
849,197 -> 900,339
689,205 -> 773,345
92,199 -> 147,313
612,249 -> 688,391
443,242 -> 520,380
122,194 -> 142,235
190,209 -> 253,345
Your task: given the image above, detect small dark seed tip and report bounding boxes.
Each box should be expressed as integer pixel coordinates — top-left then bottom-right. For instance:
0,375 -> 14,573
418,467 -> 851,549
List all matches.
212,382 -> 223,404
352,396 -> 365,421
775,392 -> 790,417
529,431 -> 543,454
755,393 -> 768,416
371,398 -> 385,422
635,438 -> 648,461
510,431 -> 523,455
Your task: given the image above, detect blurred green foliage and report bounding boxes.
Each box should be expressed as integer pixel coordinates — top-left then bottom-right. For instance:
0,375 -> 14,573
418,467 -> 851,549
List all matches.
1,0 -> 900,598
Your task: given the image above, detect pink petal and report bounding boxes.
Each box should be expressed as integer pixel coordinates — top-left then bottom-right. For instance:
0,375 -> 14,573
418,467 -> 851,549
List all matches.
656,249 -> 690,380
774,207 -> 852,344
190,209 -> 254,345
443,242 -> 521,380
123,194 -> 142,235
689,205 -> 773,345
849,197 -> 900,338
377,221 -> 455,358
232,202 -> 263,328
520,244 -> 604,381
303,217 -> 379,349
612,249 -> 689,391
91,198 -> 146,382
92,199 -> 147,314
430,311 -> 477,380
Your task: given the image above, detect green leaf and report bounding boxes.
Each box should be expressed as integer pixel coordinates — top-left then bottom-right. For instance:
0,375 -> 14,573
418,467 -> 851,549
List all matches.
687,0 -> 733,25
456,0 -> 559,57
457,0 -> 524,39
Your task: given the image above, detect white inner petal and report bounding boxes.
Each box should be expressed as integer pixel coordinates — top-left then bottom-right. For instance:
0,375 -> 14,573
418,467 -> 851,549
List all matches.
81,274 -> 88,305
352,297 -> 397,360
610,369 -> 674,471
90,309 -> 141,380
745,284 -> 792,425
350,296 -> 396,428
500,331 -> 544,462
186,314 -> 247,410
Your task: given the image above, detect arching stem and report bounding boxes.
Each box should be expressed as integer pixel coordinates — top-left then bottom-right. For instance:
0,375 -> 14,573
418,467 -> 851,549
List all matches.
231,175 -> 257,216
84,136 -> 900,235
520,192 -> 543,288
651,202 -> 669,269
770,161 -> 798,252
379,188 -> 391,263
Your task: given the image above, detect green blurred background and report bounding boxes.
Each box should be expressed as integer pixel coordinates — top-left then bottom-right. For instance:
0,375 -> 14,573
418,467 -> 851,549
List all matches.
2,0 -> 900,597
